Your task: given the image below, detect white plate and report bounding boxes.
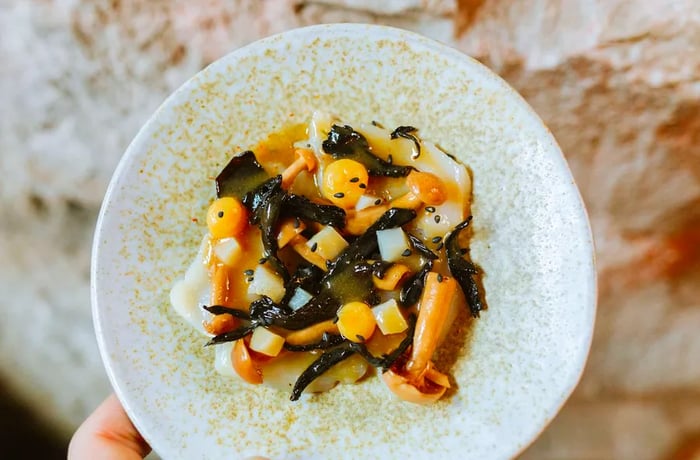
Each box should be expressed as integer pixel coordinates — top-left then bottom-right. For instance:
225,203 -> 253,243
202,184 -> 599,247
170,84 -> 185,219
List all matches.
92,24 -> 596,460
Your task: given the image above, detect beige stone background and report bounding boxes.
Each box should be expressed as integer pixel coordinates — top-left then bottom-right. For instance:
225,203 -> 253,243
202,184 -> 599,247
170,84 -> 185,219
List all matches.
1,0 -> 699,458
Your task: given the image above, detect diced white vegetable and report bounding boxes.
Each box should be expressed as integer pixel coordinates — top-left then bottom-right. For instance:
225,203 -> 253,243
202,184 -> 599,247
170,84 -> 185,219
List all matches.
376,227 -> 410,262
288,287 -> 313,310
372,298 -> 409,335
249,327 -> 285,357
214,342 -> 236,377
248,264 -> 286,303
213,237 -> 243,266
307,226 -> 348,260
355,194 -> 383,211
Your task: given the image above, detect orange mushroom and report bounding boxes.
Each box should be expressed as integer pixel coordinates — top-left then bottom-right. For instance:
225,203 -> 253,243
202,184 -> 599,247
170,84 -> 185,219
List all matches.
232,339 -> 263,385
382,272 -> 455,404
281,148 -> 317,189
284,320 -> 339,346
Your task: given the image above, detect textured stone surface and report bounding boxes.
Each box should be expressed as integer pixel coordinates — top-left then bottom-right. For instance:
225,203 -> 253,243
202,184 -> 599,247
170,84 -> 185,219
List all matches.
1,0 -> 699,457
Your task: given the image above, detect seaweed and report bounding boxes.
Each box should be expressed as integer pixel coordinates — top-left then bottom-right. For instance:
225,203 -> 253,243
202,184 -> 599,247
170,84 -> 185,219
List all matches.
288,315 -> 417,400
406,232 -> 438,261
444,216 -> 484,317
216,150 -> 270,200
203,305 -> 251,321
369,260 -> 394,280
390,126 -> 421,159
290,344 -> 356,401
282,194 -> 346,228
260,293 -> 339,331
205,294 -> 338,345
327,208 -> 416,278
249,296 -> 293,326
399,259 -> 433,307
283,332 -> 345,352
322,125 -> 413,177
244,176 -> 288,280
279,263 -> 326,310
205,323 -> 257,346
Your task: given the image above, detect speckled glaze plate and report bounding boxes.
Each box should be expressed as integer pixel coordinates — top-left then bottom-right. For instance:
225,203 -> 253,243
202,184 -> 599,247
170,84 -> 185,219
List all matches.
92,24 -> 596,460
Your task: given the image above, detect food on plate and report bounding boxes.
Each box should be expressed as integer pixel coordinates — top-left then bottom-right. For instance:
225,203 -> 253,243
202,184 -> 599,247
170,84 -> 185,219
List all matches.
170,112 -> 484,403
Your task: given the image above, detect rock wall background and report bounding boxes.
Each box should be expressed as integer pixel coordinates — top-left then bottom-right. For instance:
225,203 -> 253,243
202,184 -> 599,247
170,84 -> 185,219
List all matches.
1,0 -> 698,458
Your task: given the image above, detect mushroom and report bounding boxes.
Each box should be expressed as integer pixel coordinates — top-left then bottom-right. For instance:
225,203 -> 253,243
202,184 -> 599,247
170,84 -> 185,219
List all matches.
284,319 -> 339,346
275,218 -> 329,270
232,338 -> 264,384
276,218 -> 307,248
346,170 -> 447,235
382,272 -> 454,404
393,170 -> 447,208
281,148 -> 317,189
289,234 -> 328,271
209,264 -> 232,305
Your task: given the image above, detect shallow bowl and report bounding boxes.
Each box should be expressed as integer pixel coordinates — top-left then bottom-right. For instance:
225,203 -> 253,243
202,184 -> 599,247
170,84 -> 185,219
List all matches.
92,23 -> 596,459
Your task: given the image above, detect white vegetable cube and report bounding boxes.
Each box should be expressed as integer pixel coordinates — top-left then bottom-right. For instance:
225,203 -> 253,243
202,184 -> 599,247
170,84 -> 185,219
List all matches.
306,226 -> 348,260
288,287 -> 313,310
376,227 -> 410,262
372,298 -> 409,335
248,264 -> 286,303
355,194 -> 383,211
249,327 -> 285,357
213,237 -> 243,266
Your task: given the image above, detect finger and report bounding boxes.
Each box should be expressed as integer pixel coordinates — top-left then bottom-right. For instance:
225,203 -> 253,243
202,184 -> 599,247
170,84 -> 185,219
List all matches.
68,394 -> 151,460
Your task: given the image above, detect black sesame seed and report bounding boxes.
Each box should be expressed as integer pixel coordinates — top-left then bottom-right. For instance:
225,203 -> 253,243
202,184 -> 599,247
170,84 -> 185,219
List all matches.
356,334 -> 365,342
247,277 -> 254,283
333,192 -> 345,198
402,249 -> 412,257
349,177 -> 360,183
332,316 -> 339,324
431,236 -> 443,244
217,211 -> 224,218
326,260 -> 333,269
310,242 -> 318,252
374,199 -> 382,206
359,183 -> 367,189
460,248 -> 468,255
437,273 -> 443,282
293,217 -> 301,229
243,269 -> 254,276
258,257 -> 267,264
436,242 -> 444,251
425,206 -> 436,213
434,215 -> 441,223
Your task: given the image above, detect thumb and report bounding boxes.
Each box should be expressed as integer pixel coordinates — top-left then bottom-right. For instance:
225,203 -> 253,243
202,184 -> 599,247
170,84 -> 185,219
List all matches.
68,393 -> 151,460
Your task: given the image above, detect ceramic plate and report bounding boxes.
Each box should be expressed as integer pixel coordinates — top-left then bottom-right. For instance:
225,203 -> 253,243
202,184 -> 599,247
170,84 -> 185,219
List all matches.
92,24 -> 596,459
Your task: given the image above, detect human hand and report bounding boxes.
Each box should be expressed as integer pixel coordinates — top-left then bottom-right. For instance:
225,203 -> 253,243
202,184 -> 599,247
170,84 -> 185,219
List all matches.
68,394 -> 151,460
